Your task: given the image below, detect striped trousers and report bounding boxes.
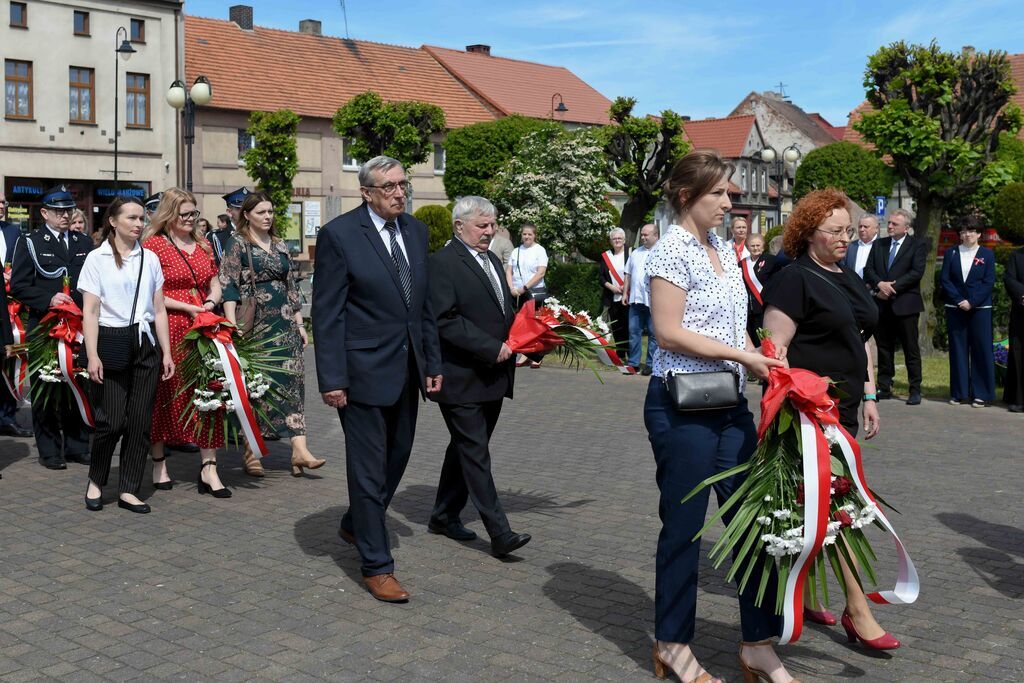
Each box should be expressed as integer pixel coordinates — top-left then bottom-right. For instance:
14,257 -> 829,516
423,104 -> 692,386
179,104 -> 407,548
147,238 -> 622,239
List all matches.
88,335 -> 160,495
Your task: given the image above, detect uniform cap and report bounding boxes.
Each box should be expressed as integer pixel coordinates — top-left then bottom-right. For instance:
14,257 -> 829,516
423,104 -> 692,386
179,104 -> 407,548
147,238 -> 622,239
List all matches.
41,185 -> 76,209
222,187 -> 250,208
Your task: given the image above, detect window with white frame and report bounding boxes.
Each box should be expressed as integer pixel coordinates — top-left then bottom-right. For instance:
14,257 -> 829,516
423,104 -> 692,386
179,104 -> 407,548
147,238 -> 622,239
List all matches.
342,138 -> 359,169
237,129 -> 255,162
740,166 -> 747,191
433,143 -> 445,174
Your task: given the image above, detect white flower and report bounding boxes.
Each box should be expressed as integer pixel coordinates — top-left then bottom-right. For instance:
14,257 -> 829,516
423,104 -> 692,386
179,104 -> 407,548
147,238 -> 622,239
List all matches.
823,424 -> 841,446
772,508 -> 792,519
224,400 -> 235,411
783,525 -> 804,539
756,516 -> 772,525
764,495 -> 773,502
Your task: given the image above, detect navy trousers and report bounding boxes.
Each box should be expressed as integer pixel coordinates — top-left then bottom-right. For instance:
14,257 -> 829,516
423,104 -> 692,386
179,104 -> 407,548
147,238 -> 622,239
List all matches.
946,306 -> 995,402
644,379 -> 781,644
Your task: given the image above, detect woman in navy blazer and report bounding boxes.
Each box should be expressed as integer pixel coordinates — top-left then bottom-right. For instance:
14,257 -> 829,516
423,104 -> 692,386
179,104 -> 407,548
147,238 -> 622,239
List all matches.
940,215 -> 996,406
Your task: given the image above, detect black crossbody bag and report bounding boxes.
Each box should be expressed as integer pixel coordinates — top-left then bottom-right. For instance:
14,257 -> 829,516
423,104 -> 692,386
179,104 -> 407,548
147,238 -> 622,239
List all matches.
94,249 -> 145,371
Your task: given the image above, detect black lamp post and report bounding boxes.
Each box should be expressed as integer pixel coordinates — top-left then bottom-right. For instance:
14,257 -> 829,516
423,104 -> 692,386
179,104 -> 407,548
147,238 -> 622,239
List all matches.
166,76 -> 212,192
550,93 -> 568,119
758,144 -> 801,227
113,28 -> 136,191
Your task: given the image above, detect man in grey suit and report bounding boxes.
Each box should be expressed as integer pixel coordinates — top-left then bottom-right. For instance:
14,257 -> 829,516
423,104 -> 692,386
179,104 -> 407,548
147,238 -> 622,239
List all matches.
844,214 -> 879,279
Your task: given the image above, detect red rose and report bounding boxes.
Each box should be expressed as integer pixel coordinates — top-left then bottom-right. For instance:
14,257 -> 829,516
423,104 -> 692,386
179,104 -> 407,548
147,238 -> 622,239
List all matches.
208,380 -> 224,391
796,483 -> 804,505
832,509 -> 853,528
833,477 -> 852,497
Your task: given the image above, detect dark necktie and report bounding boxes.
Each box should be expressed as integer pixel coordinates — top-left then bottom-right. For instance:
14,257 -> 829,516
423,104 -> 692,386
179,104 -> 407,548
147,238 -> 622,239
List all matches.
59,231 -> 69,257
384,220 -> 412,307
478,252 -> 504,308
887,240 -> 899,269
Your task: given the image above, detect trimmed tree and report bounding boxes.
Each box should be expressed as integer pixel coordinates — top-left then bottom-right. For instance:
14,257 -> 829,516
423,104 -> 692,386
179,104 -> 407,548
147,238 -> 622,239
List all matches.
598,96 -> 689,244
443,115 -> 559,199
242,109 -> 301,231
489,128 -> 614,255
413,204 -> 453,253
332,91 -> 446,171
993,182 -> 1024,244
793,141 -> 894,208
958,132 -> 1024,218
854,41 -> 1023,351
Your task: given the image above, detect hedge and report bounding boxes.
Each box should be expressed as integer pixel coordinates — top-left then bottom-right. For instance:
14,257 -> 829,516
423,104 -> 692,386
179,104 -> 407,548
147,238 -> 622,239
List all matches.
545,261 -> 603,318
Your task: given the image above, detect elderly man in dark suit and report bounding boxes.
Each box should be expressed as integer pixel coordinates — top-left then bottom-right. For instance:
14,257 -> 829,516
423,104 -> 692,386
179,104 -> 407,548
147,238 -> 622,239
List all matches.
427,196 -> 531,558
863,208 -> 928,405
0,191 -> 32,438
11,186 -> 94,467
311,156 -> 442,603
843,214 -> 879,279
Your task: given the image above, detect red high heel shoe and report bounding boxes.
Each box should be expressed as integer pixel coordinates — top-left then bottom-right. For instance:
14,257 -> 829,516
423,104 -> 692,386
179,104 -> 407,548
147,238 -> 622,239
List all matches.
841,610 -> 900,650
803,607 -> 837,626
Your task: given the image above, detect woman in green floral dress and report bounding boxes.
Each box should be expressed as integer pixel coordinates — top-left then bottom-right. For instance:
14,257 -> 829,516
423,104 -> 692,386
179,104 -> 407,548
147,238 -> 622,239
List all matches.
219,192 -> 325,477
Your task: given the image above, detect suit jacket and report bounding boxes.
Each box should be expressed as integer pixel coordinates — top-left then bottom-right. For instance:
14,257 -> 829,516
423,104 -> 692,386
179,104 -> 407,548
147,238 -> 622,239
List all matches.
599,247 -> 631,308
10,227 -> 93,325
1006,247 -> 1024,311
940,245 -> 996,308
429,240 -> 516,404
1,221 -> 21,263
747,253 -> 784,317
311,203 -> 441,406
843,238 -> 876,274
863,234 -> 927,316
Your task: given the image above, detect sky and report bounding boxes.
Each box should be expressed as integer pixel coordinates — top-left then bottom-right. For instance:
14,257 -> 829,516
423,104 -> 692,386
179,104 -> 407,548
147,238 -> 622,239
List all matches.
184,0 -> 1024,126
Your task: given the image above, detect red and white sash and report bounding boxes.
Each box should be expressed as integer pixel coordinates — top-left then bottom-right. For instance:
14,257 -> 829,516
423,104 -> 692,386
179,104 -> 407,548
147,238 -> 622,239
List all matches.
601,250 -> 625,287
740,257 -> 764,306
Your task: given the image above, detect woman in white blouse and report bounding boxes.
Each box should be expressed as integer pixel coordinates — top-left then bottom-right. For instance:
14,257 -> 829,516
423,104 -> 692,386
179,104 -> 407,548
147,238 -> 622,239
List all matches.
507,224 -> 549,367
79,197 -> 174,514
644,151 -> 795,683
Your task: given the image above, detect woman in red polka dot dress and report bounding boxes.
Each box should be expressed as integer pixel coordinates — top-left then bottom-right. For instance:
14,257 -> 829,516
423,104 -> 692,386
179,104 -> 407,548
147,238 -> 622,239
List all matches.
143,188 -> 231,498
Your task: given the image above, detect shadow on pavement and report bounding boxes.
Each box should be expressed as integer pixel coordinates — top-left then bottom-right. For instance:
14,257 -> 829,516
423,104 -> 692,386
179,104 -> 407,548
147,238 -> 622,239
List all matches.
936,512 -> 1023,598
0,438 -> 31,475
389,483 -> 594,526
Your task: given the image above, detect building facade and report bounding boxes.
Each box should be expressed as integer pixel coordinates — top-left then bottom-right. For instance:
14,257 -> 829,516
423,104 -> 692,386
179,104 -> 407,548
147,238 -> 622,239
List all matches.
2,0 -> 183,232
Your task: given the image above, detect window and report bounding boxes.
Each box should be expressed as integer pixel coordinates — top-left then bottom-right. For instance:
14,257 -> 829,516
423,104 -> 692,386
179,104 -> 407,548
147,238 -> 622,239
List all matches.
69,67 -> 94,124
238,129 -> 255,160
73,10 -> 90,36
10,2 -> 27,28
740,167 -> 747,191
761,169 -> 767,193
342,138 -> 359,169
433,143 -> 445,174
126,73 -> 149,128
5,60 -> 32,119
130,18 -> 145,43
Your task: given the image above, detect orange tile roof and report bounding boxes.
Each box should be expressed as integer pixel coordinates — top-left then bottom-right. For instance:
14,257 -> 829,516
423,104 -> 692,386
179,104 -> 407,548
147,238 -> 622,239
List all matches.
681,115 -> 757,158
184,16 -> 495,128
423,45 -> 613,125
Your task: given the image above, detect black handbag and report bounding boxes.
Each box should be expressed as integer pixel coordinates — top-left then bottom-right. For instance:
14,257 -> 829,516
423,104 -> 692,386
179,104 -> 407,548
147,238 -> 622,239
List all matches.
664,371 -> 740,411
93,249 -> 145,371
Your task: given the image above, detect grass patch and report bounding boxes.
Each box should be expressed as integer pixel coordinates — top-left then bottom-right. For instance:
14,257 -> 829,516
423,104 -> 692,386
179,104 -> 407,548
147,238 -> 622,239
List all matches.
890,351 -> 950,400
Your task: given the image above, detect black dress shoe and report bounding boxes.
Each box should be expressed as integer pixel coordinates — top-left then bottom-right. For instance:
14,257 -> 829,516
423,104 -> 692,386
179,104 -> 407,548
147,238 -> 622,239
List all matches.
1009,404 -> 1024,413
66,452 -> 91,465
641,365 -> 653,376
117,499 -> 151,514
876,389 -> 893,400
428,520 -> 478,542
491,531 -> 531,558
85,496 -> 103,511
906,392 -> 922,406
0,423 -> 33,437
41,456 -> 67,470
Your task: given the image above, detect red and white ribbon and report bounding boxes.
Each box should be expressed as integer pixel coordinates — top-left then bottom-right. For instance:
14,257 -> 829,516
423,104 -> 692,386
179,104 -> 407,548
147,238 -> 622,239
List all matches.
210,336 -> 268,458
56,336 -> 94,428
3,312 -> 28,401
741,257 -> 764,306
576,326 -> 636,374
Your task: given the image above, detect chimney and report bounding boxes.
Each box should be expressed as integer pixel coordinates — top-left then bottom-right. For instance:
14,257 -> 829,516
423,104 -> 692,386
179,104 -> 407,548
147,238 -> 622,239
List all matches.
465,44 -> 491,56
229,5 -> 253,30
299,19 -> 322,35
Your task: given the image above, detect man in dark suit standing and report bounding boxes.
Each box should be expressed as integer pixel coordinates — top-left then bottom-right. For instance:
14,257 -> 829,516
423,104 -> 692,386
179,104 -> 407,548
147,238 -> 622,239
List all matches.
844,214 -> 879,279
864,208 -> 927,405
427,196 -> 531,558
312,157 -> 442,602
0,190 -> 32,438
11,186 -> 94,467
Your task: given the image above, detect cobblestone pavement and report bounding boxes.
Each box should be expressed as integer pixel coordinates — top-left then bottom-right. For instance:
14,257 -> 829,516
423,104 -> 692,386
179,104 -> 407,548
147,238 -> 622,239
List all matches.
1,350 -> 1021,681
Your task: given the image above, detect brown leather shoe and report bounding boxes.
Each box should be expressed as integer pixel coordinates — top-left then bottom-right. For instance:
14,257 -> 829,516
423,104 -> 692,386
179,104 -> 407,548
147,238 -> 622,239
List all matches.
242,447 -> 265,477
363,573 -> 409,602
338,527 -> 355,545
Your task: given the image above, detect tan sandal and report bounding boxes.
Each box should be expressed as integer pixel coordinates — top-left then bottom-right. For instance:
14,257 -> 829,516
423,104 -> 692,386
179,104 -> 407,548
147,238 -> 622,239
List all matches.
738,640 -> 799,683
652,642 -> 719,683
242,446 -> 264,477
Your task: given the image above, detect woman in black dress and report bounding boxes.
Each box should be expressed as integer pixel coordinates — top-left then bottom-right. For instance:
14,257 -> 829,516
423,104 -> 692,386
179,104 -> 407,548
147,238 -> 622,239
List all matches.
1004,246 -> 1024,412
762,188 -> 900,651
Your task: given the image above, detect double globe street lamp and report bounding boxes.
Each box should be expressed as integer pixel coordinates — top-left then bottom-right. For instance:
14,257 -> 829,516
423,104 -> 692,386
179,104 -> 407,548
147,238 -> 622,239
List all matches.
759,144 -> 801,227
166,76 -> 213,192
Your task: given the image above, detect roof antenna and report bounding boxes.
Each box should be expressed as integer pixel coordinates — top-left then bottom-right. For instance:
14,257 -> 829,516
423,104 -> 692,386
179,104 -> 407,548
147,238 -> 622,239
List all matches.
774,82 -> 790,101
339,0 -> 350,38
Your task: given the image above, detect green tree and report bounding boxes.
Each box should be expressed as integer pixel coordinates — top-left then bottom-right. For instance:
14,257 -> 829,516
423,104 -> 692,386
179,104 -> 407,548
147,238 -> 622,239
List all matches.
489,128 -> 614,254
598,97 -> 689,244
242,109 -> 301,230
854,41 -> 1023,351
413,204 -> 452,253
793,141 -> 895,208
443,115 -> 559,199
993,182 -> 1024,244
956,132 -> 1024,218
332,91 -> 446,171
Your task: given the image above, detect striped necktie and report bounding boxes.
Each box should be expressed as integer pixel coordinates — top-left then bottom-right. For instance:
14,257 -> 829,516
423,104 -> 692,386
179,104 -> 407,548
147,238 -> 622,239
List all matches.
887,239 -> 899,269
384,220 -> 412,307
478,251 -> 504,308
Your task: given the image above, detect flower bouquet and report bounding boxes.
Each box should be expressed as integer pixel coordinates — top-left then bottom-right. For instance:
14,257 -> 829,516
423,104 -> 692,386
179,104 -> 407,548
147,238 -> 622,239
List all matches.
174,308 -> 291,456
682,330 -> 919,643
506,298 -> 633,379
23,276 -> 93,426
3,262 -> 30,401
994,339 -> 1008,387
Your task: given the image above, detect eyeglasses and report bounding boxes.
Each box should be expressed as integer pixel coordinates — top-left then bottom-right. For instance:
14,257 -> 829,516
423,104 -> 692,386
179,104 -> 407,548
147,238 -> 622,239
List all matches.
47,208 -> 73,216
178,210 -> 201,221
815,228 -> 851,242
364,181 -> 411,196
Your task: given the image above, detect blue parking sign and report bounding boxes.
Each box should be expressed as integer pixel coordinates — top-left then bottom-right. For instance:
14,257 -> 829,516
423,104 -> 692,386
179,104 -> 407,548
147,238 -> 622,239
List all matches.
875,196 -> 887,216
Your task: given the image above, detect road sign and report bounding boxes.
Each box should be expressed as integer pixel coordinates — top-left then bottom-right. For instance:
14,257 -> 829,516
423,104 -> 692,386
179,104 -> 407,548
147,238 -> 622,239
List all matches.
875,196 -> 887,216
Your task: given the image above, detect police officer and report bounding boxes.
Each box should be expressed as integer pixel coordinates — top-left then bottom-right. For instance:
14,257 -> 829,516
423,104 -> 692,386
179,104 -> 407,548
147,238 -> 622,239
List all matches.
144,192 -> 163,224
10,186 -> 94,469
209,187 -> 249,266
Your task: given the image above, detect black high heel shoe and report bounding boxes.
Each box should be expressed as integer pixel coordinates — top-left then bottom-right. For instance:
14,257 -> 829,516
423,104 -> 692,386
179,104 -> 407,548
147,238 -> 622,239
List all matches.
152,455 -> 173,491
197,460 -> 232,498
85,492 -> 103,511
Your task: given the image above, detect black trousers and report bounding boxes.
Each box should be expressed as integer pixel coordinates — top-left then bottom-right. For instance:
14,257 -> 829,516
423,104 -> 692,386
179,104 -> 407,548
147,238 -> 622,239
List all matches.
339,371 -> 419,577
876,308 -> 922,393
431,399 -> 511,539
608,301 -> 630,353
30,377 -> 90,461
88,336 -> 160,495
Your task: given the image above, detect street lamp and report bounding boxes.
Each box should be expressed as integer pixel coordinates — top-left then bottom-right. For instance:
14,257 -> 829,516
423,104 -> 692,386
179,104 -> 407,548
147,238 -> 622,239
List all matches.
167,76 -> 213,191
550,93 -> 568,119
759,144 -> 801,227
113,28 -> 136,191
